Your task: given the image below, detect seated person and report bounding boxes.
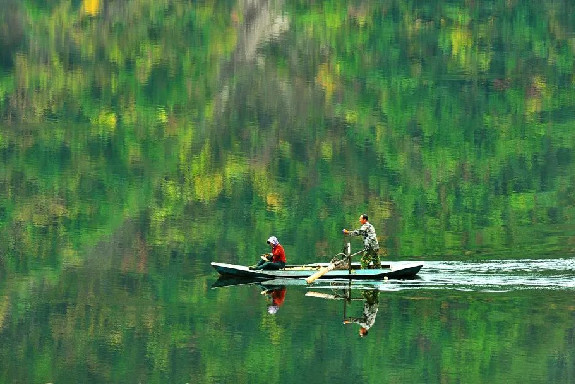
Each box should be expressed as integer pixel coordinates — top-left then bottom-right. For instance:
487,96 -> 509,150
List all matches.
250,236 -> 286,270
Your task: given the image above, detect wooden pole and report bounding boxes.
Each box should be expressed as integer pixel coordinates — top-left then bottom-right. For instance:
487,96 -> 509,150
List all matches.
346,241 -> 351,274
305,263 -> 337,284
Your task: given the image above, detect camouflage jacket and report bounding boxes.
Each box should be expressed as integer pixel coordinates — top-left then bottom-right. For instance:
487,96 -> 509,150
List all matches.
350,222 -> 379,251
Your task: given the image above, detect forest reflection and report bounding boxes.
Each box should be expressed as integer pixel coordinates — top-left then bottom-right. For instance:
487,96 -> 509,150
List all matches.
1,0 -> 575,382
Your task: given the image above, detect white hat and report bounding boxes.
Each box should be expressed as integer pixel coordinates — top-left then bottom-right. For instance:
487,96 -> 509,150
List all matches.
267,305 -> 279,314
267,236 -> 279,246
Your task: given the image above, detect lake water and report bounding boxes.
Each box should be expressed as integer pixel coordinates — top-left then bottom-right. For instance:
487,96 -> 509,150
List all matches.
208,260 -> 575,384
1,0 -> 575,382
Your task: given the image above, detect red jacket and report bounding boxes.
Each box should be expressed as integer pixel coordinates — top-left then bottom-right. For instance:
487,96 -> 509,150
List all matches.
271,244 -> 286,263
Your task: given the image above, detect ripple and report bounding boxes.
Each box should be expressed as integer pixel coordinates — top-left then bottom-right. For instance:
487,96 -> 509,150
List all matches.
383,259 -> 575,292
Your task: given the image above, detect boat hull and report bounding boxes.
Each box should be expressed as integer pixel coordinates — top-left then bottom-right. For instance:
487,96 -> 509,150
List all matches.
211,261 -> 423,281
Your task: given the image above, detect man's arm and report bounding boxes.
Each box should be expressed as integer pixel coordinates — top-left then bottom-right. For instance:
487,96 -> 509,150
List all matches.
350,224 -> 368,237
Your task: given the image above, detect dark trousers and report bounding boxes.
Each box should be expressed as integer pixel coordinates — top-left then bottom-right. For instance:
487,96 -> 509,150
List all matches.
255,259 -> 285,270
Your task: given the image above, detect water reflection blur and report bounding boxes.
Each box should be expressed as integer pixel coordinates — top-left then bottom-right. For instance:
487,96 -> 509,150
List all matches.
214,276 -> 385,335
308,287 -> 381,338
260,285 -> 286,315
344,290 -> 379,338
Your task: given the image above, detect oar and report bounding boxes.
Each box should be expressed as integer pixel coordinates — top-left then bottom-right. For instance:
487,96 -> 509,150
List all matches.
305,261 -> 340,284
305,249 -> 363,284
305,237 -> 351,284
305,291 -> 340,300
305,291 -> 363,301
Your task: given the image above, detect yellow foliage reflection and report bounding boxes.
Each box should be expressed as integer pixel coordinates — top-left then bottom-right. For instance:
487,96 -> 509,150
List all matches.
0,296 -> 8,330
451,27 -> 472,60
194,173 -> 223,202
316,63 -> 338,99
82,0 -> 101,17
266,192 -> 283,212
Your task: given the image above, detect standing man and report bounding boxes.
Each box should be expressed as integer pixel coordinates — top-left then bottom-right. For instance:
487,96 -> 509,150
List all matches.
250,236 -> 286,270
343,214 -> 380,269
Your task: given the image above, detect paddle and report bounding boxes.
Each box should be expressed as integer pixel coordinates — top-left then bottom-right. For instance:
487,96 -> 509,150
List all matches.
305,291 -> 340,300
304,260 -> 343,284
305,243 -> 364,284
305,237 -> 350,284
305,291 -> 362,301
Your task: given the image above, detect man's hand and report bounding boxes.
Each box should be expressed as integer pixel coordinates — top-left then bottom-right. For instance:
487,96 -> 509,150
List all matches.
342,229 -> 349,235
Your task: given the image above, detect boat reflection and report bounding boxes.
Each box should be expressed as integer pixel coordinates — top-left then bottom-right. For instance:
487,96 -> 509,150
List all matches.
212,274 -> 420,289
212,277 -> 384,335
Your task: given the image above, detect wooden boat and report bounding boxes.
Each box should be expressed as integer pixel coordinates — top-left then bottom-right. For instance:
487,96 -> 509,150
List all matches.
211,261 -> 423,281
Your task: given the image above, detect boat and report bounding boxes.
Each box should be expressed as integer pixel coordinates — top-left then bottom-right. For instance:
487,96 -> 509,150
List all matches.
211,261 -> 423,281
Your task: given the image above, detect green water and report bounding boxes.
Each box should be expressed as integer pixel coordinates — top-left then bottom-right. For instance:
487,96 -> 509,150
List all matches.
1,0 -> 575,382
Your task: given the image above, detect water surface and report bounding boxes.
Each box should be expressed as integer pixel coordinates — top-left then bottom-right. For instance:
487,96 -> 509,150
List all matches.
1,0 -> 575,382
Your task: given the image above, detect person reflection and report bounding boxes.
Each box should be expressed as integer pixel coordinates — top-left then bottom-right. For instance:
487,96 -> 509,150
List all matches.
261,286 -> 286,315
344,290 -> 379,337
